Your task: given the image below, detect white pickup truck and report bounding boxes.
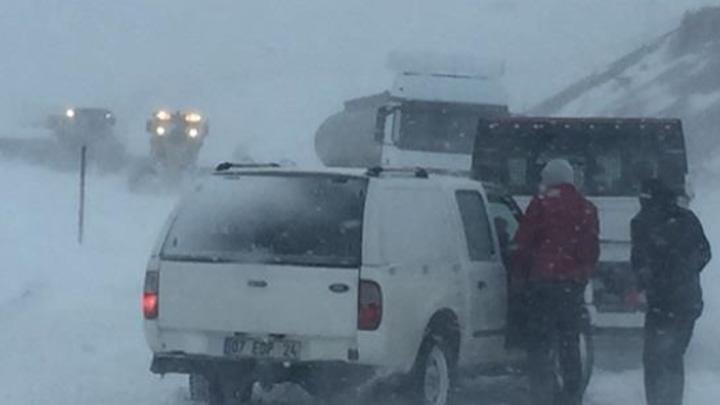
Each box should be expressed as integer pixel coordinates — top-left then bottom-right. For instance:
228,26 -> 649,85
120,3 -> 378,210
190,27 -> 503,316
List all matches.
143,164 -> 593,405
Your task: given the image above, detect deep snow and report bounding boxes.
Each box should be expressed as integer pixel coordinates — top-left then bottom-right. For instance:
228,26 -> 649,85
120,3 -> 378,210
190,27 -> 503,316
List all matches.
0,163 -> 184,404
1,162 -> 719,404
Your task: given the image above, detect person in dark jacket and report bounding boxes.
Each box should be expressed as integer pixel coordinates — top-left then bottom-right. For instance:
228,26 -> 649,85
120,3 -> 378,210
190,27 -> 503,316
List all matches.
631,178 -> 711,405
513,159 -> 600,405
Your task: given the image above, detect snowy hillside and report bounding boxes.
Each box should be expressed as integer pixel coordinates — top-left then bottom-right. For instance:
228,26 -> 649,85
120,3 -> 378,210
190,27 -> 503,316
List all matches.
531,7 -> 720,163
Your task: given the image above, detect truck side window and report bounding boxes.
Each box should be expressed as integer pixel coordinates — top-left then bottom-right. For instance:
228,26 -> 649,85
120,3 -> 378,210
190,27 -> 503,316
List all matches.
487,197 -> 519,241
455,190 -> 495,261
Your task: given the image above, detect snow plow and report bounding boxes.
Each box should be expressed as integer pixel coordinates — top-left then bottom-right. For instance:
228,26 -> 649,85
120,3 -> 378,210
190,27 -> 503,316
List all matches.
47,107 -> 126,171
48,107 -> 116,148
128,109 -> 209,191
473,117 -> 689,332
0,107 -> 125,172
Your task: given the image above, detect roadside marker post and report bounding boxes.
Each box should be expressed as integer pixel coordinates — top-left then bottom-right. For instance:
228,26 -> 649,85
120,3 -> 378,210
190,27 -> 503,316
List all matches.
78,145 -> 87,245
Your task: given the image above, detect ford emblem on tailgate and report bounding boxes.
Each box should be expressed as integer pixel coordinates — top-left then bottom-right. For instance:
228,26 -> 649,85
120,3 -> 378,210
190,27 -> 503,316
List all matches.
329,283 -> 350,293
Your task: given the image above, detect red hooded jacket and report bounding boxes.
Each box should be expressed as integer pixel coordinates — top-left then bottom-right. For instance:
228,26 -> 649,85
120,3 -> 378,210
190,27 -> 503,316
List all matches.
513,184 -> 600,284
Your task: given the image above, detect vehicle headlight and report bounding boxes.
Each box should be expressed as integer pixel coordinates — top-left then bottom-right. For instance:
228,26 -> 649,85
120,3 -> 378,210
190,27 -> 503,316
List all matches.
105,113 -> 113,120
188,128 -> 199,138
155,110 -> 171,121
185,112 -> 202,123
155,126 -> 166,136
66,108 -> 75,118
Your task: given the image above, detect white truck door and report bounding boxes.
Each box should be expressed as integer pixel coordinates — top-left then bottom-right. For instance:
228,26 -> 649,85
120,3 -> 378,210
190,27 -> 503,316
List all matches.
454,189 -> 507,364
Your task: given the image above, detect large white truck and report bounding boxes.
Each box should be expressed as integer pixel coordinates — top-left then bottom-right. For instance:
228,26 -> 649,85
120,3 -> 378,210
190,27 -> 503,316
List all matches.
315,54 -> 510,170
472,117 -> 690,331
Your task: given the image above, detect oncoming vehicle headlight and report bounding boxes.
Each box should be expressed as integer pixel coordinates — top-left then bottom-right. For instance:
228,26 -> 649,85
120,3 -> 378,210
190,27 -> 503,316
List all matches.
155,110 -> 171,121
187,128 -> 199,138
66,108 -> 75,118
184,112 -> 202,123
155,126 -> 166,136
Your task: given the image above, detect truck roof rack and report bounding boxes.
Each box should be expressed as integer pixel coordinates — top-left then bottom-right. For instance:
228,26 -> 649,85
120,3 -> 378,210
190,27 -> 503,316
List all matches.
422,168 -> 471,177
215,162 -> 281,172
366,166 -> 429,178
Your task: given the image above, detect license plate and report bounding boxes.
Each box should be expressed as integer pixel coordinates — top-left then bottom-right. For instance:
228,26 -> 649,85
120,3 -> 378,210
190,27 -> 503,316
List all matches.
223,336 -> 301,360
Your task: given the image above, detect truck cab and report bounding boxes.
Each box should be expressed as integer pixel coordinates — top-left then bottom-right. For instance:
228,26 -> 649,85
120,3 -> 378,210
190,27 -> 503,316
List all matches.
315,58 -> 510,170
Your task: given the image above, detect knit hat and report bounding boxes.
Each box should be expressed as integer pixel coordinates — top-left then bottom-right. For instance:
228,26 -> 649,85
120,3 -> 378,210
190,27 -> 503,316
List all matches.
541,159 -> 575,187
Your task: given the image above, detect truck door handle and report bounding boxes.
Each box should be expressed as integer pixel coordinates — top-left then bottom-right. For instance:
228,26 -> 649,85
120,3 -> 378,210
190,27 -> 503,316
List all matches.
248,280 -> 268,288
329,283 -> 350,293
477,281 -> 487,290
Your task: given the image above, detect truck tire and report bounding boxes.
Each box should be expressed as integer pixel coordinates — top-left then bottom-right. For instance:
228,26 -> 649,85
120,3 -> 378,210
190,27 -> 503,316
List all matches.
550,308 -> 595,399
411,335 -> 457,405
189,373 -> 209,401
579,311 -> 595,392
207,376 -> 253,405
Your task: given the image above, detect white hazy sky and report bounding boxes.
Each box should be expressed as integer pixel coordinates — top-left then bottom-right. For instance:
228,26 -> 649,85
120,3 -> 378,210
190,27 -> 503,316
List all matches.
1,0 -> 718,162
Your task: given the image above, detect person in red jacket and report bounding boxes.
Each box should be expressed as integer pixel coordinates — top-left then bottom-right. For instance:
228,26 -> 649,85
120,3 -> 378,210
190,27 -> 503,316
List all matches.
513,159 -> 600,405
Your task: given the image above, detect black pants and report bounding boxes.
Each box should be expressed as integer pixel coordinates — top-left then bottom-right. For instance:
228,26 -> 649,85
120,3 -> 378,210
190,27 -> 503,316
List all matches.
643,310 -> 696,405
526,282 -> 586,405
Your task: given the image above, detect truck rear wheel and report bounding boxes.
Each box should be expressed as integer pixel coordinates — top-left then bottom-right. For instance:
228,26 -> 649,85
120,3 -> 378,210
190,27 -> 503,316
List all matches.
550,309 -> 595,399
579,313 -> 595,391
411,335 -> 457,405
189,373 -> 209,401
207,376 -> 253,405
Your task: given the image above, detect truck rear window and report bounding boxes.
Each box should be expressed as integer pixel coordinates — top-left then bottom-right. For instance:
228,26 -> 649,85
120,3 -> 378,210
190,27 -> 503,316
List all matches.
161,173 -> 367,268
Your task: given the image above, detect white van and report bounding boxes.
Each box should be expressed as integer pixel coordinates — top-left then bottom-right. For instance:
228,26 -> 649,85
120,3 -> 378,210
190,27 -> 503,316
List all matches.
143,165 -> 592,405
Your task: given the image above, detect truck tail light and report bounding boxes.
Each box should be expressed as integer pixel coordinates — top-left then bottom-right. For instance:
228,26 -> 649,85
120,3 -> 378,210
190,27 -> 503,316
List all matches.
624,289 -> 647,312
358,280 -> 382,331
143,271 -> 159,320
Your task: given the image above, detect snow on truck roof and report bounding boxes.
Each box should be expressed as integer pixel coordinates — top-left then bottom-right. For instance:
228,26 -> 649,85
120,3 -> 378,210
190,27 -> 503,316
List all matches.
391,73 -> 508,106
387,50 -> 504,79
386,51 -> 508,106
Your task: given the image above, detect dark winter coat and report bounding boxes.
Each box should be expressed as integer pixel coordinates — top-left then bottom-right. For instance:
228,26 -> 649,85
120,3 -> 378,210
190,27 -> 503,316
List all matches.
631,204 -> 711,317
513,184 -> 600,284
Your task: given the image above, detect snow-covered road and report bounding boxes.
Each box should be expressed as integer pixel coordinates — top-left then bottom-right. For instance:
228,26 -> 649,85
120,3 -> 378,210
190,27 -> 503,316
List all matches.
1,162 -> 718,404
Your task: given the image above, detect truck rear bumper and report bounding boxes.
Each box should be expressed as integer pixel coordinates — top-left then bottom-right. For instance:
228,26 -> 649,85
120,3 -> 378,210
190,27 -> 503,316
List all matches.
150,352 -> 378,386
151,353 -> 233,375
